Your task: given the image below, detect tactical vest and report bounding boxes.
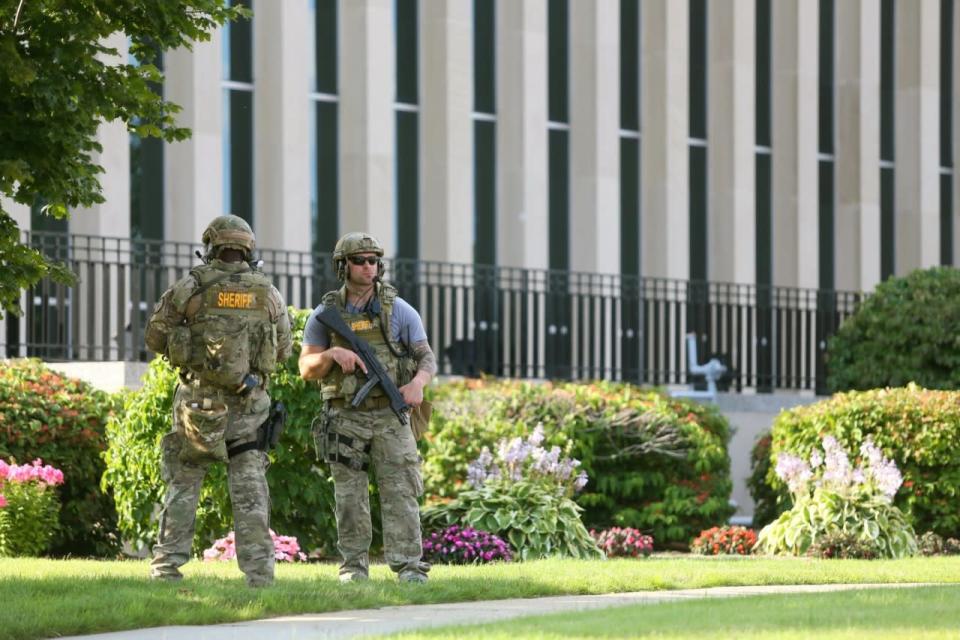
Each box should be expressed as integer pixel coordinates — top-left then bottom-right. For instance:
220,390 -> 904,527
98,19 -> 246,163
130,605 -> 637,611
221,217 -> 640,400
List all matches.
319,284 -> 413,402
165,264 -> 279,390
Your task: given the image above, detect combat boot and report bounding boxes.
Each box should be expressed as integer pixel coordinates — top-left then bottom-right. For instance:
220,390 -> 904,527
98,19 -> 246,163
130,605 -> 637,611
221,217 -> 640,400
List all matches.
150,567 -> 184,581
338,571 -> 369,583
398,570 -> 428,584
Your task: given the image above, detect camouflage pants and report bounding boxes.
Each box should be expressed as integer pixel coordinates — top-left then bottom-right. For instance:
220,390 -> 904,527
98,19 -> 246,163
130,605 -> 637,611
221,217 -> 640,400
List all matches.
151,391 -> 273,586
325,405 -> 428,579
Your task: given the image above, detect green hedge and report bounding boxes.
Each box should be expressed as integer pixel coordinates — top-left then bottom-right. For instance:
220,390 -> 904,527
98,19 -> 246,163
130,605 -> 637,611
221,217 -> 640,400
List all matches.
763,384 -> 960,537
0,359 -> 120,556
423,380 -> 734,547
102,308 -> 340,556
828,266 -> 960,392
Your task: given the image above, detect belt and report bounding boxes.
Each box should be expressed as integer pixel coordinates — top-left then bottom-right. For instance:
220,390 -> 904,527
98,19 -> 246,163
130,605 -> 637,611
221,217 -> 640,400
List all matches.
330,396 -> 393,410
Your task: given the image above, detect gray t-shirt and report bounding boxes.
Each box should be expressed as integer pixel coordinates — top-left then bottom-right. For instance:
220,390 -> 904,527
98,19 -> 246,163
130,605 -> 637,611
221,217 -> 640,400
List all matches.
302,296 -> 428,348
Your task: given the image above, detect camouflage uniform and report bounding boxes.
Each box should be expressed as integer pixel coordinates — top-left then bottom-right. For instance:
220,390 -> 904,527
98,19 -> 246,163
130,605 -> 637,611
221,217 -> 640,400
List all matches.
144,215 -> 293,587
306,233 -> 430,583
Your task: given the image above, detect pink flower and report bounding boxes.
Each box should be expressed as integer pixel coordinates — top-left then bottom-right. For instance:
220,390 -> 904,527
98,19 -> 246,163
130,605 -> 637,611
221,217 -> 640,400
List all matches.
0,494 -> 6,508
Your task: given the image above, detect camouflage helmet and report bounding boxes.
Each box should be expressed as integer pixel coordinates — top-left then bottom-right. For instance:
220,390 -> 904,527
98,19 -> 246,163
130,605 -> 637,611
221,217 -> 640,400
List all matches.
333,232 -> 384,280
333,232 -> 384,260
202,215 -> 256,258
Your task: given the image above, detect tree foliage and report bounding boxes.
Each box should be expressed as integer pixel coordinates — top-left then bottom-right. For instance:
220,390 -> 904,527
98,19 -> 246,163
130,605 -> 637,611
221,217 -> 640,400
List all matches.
0,0 -> 246,318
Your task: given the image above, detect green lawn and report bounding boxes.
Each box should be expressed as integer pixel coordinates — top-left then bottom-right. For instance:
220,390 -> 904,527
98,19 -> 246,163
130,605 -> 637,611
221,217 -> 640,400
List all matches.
2,556 -> 959,640
387,585 -> 960,639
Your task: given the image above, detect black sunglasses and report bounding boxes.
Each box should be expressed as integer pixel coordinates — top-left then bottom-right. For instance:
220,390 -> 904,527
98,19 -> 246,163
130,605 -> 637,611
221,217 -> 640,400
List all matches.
348,255 -> 380,266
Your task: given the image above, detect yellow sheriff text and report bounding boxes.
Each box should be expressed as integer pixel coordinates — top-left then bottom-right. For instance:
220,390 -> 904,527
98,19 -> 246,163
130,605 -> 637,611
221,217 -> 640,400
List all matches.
217,291 -> 256,309
350,319 -> 375,332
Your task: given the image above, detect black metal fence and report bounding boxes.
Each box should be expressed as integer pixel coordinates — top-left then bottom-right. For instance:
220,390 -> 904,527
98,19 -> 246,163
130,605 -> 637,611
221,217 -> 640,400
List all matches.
1,232 -> 863,394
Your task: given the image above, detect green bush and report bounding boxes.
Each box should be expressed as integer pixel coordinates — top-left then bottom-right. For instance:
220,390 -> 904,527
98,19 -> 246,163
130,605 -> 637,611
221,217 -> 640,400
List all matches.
747,431 -> 787,528
761,385 -> 960,538
103,308 -> 339,556
0,359 -> 120,556
423,379 -> 734,547
828,266 -> 960,392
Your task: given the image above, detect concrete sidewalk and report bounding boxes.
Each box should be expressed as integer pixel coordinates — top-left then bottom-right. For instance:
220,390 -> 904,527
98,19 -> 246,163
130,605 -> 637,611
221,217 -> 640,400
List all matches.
60,583 -> 933,640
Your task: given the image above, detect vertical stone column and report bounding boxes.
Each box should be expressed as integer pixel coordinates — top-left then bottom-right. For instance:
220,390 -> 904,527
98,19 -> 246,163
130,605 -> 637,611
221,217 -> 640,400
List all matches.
496,0 -> 548,269
419,0 -> 473,263
164,30 -> 224,244
835,0 -> 881,291
339,0 -> 396,254
641,0 -> 688,279
707,0 -> 755,285
70,33 -> 131,239
895,0 -> 940,273
569,0 -> 619,275
253,0 -> 311,253
772,0 -> 819,289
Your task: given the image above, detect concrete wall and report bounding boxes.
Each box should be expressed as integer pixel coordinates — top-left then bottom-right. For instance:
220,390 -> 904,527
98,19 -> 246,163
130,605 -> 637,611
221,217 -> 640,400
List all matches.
714,392 -> 822,523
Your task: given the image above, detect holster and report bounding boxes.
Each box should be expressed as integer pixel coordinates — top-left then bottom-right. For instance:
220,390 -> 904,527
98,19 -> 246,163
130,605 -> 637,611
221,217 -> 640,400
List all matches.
227,401 -> 287,459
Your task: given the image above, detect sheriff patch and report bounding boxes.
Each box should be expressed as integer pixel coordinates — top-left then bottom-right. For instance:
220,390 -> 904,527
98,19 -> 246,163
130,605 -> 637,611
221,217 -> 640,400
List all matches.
216,291 -> 257,309
350,319 -> 375,332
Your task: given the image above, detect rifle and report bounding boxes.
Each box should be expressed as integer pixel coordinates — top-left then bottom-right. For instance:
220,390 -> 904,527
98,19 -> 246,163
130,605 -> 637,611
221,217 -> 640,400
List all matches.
316,307 -> 411,425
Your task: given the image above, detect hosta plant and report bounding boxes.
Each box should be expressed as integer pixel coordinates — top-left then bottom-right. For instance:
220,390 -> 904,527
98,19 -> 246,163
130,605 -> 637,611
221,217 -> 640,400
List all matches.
755,436 -> 917,558
422,525 -> 512,564
591,527 -> 654,558
422,425 -> 603,560
691,525 -> 757,555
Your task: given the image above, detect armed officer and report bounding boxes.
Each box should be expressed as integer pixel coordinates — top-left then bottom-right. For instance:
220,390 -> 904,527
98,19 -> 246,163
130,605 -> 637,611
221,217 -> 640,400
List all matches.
299,232 -> 437,583
144,215 -> 293,587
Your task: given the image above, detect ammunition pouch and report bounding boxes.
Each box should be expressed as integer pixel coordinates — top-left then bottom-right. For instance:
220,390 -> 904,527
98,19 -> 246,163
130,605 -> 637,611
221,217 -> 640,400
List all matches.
313,407 -> 371,471
177,399 -> 229,464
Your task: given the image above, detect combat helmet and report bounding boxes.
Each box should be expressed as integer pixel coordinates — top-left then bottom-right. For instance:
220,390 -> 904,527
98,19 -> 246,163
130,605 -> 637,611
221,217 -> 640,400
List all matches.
333,232 -> 384,281
202,215 -> 256,260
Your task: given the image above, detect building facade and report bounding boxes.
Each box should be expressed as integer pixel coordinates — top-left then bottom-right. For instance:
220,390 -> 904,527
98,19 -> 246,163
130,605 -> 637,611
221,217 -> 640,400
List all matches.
6,0 -> 957,287
2,0 -> 958,391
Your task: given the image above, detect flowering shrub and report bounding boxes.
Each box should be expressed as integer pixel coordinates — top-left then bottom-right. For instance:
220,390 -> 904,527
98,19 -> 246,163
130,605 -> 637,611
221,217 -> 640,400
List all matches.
204,529 -> 307,562
423,379 -> 735,547
690,526 -> 757,555
755,436 -> 917,558
422,525 -> 512,564
761,385 -> 960,538
591,527 -> 653,558
423,425 -> 603,560
0,459 -> 66,557
0,359 -> 120,556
